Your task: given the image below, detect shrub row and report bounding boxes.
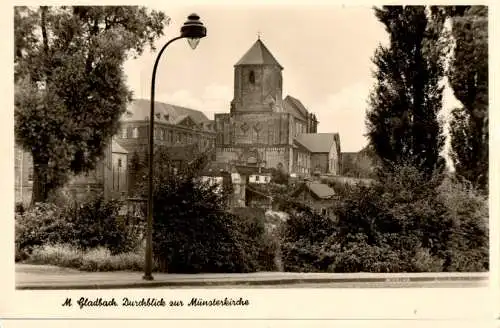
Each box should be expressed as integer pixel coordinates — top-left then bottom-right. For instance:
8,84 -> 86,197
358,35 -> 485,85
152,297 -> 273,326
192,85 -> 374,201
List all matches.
281,165 -> 488,273
15,195 -> 142,261
26,244 -> 148,272
17,163 -> 487,273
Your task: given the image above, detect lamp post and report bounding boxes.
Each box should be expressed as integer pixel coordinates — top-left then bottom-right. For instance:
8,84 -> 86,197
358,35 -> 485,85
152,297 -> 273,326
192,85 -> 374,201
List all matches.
143,13 -> 207,281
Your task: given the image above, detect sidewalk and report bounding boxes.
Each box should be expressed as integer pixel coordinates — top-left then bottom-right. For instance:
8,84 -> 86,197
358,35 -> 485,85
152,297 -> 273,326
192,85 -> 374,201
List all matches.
16,264 -> 489,290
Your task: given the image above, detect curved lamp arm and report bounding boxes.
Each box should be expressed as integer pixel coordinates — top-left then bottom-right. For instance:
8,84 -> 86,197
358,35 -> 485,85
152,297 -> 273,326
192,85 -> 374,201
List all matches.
144,35 -> 184,280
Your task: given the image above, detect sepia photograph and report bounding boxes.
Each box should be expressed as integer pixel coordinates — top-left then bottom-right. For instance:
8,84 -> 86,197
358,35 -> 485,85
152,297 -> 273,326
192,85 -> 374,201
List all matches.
7,3 -> 494,319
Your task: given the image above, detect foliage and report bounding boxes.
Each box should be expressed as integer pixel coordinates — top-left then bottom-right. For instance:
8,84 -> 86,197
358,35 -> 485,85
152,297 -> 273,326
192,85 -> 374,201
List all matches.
131,147 -> 261,273
336,165 -> 452,258
15,202 -> 26,215
59,195 -> 141,254
26,244 -> 149,272
14,6 -> 168,203
437,176 -> 489,271
366,6 -> 445,177
15,195 -> 142,258
16,202 -> 67,256
270,166 -> 289,185
231,207 -> 280,271
280,202 -> 339,272
341,146 -> 378,178
447,6 -> 488,192
279,164 -> 488,272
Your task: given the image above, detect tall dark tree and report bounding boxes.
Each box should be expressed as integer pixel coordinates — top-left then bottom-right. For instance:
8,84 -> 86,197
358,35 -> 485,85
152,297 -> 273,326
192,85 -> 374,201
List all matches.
14,6 -> 168,204
366,6 -> 445,176
447,6 -> 488,192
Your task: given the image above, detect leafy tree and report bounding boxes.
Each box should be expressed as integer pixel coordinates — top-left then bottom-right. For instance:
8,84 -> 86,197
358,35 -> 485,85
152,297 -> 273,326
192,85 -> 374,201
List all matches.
132,147 -> 258,273
366,6 -> 445,177
447,6 -> 488,191
341,145 -> 378,178
14,6 -> 168,204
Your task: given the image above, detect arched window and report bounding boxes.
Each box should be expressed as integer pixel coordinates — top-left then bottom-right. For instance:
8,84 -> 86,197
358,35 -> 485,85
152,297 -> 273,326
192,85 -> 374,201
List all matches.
132,127 -> 139,138
249,70 -> 255,84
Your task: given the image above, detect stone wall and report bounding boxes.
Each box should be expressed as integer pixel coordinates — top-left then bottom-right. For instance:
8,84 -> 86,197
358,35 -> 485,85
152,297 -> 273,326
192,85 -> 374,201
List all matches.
216,146 -> 291,173
232,65 -> 283,113
215,112 -> 292,147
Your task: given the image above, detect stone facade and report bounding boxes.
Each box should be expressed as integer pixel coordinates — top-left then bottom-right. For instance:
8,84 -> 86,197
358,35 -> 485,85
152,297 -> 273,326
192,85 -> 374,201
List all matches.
117,99 -> 216,157
215,38 -> 341,178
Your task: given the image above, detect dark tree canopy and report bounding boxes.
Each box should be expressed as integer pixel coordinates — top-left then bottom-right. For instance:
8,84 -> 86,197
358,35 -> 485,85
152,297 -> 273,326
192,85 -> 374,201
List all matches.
366,6 -> 445,176
14,6 -> 168,203
447,6 -> 488,191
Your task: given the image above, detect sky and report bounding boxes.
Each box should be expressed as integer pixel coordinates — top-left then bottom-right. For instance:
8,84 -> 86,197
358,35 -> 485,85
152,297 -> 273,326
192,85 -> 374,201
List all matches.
123,4 -> 461,153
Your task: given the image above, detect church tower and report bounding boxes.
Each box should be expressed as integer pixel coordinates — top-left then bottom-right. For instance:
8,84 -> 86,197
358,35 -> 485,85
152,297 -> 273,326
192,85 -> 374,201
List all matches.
230,38 -> 284,113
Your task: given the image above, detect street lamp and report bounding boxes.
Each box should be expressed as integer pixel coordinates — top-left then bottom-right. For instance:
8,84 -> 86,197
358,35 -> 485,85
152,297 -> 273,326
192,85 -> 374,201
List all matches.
143,13 -> 207,281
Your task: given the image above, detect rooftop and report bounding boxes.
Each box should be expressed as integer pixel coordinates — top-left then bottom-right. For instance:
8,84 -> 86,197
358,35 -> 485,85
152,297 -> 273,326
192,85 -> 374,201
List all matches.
122,99 -> 211,126
306,182 -> 336,199
294,133 -> 339,153
283,95 -> 309,119
235,39 -> 283,69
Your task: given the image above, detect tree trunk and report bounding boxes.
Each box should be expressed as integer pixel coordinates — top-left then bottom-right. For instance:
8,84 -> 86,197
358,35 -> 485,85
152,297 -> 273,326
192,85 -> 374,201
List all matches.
31,159 -> 49,205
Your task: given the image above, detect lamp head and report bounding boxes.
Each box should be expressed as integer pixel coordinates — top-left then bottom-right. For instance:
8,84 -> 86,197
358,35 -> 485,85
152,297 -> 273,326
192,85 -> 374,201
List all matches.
180,13 -> 207,50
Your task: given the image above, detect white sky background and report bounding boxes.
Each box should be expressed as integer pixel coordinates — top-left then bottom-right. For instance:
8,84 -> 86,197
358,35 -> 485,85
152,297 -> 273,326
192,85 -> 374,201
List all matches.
123,4 -> 461,153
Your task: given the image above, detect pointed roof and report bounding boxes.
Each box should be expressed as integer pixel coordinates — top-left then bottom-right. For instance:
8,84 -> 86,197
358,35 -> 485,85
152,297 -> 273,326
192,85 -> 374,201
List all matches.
235,39 -> 283,69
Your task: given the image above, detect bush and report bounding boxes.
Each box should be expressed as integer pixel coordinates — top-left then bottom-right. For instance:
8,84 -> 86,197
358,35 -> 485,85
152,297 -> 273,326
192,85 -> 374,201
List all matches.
26,244 -> 148,271
147,172 -> 258,273
280,204 -> 339,272
15,195 -> 142,258
231,207 -> 280,271
279,164 -> 487,273
60,195 -> 141,254
16,202 -> 69,255
15,202 -> 25,215
438,177 -> 489,271
334,165 -> 453,258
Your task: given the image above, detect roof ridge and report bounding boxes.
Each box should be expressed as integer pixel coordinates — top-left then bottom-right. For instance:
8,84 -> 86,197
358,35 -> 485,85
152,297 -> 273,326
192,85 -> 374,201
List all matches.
235,39 -> 283,68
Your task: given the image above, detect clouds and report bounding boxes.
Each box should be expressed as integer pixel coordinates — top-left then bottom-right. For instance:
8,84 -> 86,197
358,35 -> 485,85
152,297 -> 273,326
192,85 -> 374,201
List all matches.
312,82 -> 371,152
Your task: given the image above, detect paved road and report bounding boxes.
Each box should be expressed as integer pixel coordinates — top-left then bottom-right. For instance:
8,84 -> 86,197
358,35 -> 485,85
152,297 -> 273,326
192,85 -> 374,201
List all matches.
16,264 -> 488,290
159,281 -> 485,288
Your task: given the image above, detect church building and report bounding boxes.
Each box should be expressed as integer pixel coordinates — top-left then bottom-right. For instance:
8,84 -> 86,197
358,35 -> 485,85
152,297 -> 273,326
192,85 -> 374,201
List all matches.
214,38 -> 341,177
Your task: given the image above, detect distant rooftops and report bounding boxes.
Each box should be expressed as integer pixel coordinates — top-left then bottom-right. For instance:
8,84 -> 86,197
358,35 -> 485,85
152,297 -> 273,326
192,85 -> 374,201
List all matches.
122,99 -> 211,125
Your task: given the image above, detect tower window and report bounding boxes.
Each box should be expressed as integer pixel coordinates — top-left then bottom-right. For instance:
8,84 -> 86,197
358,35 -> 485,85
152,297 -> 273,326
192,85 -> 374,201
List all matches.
249,71 -> 255,84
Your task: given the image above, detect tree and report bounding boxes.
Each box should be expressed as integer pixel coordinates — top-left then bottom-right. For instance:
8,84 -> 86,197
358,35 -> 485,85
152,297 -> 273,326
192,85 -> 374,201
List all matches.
447,6 -> 488,192
131,147 -> 253,273
14,6 -> 168,204
366,6 -> 445,177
